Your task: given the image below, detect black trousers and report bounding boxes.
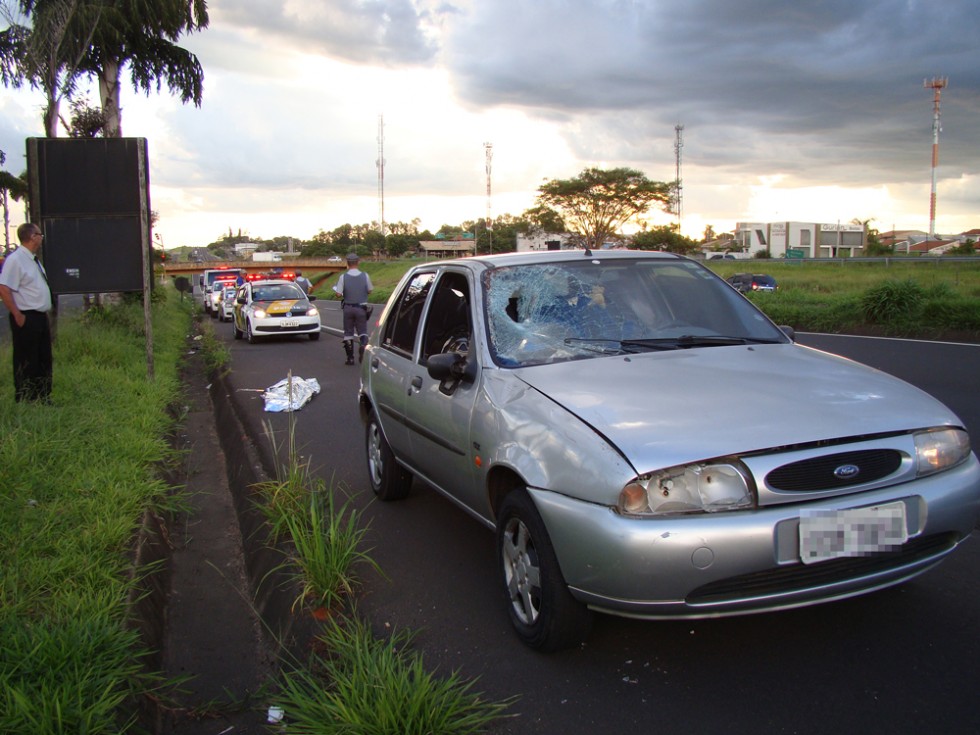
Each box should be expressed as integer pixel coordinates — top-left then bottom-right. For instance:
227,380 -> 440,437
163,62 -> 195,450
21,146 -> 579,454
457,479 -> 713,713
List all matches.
9,310 -> 53,402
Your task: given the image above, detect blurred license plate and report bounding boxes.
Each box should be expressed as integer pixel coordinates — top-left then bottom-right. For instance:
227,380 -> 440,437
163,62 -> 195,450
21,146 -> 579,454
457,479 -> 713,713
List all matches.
799,502 -> 907,565
280,319 -> 298,327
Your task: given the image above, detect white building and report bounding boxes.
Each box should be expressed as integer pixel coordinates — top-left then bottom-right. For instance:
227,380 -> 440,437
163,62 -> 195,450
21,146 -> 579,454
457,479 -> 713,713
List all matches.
515,232 -> 583,252
735,222 -> 866,258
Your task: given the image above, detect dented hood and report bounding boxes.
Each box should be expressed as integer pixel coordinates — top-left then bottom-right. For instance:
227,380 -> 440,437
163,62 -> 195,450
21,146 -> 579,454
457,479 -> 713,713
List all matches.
509,344 -> 962,472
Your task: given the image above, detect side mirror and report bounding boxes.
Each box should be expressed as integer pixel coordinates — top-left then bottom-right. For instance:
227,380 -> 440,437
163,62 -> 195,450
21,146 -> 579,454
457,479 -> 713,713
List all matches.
779,325 -> 796,341
427,352 -> 477,384
308,294 -> 317,302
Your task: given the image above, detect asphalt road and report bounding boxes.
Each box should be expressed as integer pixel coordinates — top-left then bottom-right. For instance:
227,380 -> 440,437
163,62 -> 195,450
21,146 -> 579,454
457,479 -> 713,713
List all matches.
210,298 -> 980,735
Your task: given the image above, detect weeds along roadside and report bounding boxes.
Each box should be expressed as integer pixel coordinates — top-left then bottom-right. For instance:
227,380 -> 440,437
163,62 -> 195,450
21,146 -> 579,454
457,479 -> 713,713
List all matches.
253,408 -> 513,733
0,287 -> 195,734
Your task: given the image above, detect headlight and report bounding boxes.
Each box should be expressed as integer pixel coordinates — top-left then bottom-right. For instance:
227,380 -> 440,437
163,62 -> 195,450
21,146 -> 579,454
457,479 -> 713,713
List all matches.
253,308 -> 267,319
915,428 -> 971,476
618,460 -> 756,516
306,306 -> 319,317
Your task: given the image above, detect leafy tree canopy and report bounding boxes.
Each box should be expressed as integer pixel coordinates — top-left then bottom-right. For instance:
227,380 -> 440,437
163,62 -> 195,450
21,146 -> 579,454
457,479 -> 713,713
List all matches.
632,224 -> 699,255
536,167 -> 671,248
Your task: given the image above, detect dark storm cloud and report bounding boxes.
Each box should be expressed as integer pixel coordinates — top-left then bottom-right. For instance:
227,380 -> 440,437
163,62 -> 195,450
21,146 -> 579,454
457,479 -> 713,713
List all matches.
219,0 -> 440,66
443,0 -> 980,186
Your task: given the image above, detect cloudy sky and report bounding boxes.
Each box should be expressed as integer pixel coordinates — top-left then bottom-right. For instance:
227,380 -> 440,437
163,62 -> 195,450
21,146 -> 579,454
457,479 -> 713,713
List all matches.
2,0 -> 979,249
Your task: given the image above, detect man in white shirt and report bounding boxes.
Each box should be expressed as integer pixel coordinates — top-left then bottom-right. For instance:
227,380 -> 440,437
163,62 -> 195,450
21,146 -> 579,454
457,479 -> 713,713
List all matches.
0,223 -> 54,403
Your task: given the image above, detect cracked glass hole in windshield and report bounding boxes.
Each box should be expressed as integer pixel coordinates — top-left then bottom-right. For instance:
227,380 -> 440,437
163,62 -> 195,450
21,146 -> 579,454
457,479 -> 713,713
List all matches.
484,259 -> 783,367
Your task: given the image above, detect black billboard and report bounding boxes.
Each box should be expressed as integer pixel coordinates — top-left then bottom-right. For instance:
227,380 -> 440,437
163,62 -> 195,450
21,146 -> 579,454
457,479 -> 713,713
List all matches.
27,138 -> 150,295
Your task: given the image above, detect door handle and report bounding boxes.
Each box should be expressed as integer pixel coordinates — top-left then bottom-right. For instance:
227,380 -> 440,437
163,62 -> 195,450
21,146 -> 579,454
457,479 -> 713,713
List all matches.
408,376 -> 423,395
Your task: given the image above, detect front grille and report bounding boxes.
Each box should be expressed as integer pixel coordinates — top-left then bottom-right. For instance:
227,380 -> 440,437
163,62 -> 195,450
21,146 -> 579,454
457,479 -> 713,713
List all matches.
687,533 -> 957,605
766,449 -> 902,492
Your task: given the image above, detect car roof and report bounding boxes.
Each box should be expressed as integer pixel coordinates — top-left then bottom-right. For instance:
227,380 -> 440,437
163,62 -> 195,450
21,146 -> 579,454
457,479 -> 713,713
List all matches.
412,249 -> 684,271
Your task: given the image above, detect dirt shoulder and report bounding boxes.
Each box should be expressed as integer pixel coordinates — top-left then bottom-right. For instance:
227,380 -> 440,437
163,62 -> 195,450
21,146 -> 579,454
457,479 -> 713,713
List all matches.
151,336 -> 279,733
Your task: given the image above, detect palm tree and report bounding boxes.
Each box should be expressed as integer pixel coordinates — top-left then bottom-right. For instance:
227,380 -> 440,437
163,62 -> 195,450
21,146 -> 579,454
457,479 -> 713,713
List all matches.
1,150 -> 30,254
1,0 -> 208,138
0,0 -> 103,136
82,0 -> 209,136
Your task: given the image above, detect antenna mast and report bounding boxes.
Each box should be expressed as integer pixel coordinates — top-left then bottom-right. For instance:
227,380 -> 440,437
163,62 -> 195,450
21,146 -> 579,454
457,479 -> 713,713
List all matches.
376,114 -> 386,237
673,124 -> 684,233
924,77 -> 947,241
484,141 -> 493,254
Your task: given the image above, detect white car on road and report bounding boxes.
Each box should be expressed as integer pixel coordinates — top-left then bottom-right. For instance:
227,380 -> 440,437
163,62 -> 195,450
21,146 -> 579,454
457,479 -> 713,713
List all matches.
232,279 -> 321,343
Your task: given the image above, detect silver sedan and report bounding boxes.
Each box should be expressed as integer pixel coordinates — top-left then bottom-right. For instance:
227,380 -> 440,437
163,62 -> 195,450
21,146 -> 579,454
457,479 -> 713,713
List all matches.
358,250 -> 980,651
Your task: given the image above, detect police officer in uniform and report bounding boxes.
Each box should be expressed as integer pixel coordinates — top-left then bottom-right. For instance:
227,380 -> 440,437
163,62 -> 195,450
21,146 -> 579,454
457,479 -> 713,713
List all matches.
332,252 -> 374,365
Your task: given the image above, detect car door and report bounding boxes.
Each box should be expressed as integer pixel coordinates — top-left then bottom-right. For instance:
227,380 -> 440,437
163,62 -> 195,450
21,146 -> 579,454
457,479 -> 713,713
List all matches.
370,270 -> 437,460
402,270 -> 482,509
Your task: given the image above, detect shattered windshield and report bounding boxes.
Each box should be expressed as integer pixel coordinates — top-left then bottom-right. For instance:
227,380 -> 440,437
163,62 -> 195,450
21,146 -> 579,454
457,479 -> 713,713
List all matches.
484,257 -> 787,367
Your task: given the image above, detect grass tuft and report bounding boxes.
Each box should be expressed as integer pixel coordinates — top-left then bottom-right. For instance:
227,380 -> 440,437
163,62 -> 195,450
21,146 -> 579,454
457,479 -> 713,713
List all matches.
276,615 -> 512,734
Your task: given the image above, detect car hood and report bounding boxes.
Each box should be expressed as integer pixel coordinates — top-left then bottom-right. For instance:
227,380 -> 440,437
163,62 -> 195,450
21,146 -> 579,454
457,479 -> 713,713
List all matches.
509,344 -> 962,472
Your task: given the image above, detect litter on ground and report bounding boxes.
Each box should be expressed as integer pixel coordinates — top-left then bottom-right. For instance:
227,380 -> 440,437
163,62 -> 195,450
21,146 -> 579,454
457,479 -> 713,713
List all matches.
263,375 -> 320,412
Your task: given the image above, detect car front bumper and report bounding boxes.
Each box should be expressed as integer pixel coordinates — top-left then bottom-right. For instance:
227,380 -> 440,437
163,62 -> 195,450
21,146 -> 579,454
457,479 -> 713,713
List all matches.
530,454 -> 980,619
251,317 -> 321,335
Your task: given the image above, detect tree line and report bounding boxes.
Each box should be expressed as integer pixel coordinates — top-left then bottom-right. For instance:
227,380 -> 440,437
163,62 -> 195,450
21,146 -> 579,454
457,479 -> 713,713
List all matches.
199,167 -> 709,260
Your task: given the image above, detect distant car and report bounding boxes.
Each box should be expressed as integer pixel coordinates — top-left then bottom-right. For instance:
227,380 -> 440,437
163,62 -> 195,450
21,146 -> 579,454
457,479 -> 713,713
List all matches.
206,276 -> 238,317
358,249 -> 980,651
232,279 -> 321,343
727,273 -> 778,293
709,253 -> 737,260
201,268 -> 245,315
327,256 -> 343,263
218,286 -> 238,322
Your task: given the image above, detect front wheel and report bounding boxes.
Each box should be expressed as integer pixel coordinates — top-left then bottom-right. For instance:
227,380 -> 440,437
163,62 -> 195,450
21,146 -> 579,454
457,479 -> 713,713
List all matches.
366,410 -> 412,500
309,331 -> 320,341
246,320 -> 258,344
497,490 -> 593,651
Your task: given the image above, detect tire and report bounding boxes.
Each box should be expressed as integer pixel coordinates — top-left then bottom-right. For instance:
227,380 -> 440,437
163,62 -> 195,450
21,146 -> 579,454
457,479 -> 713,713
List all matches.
366,410 -> 412,500
309,331 -> 320,341
233,319 -> 243,340
497,490 -> 593,651
246,320 -> 258,344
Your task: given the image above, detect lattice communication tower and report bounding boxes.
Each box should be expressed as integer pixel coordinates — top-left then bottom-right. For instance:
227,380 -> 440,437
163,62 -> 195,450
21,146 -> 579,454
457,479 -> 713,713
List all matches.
377,114 -> 386,237
673,124 -> 684,233
484,141 -> 493,253
924,77 -> 947,240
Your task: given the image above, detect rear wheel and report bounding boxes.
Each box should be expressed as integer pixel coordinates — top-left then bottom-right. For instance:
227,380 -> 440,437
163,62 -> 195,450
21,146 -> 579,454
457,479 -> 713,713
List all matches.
497,490 -> 593,651
366,410 -> 412,500
233,318 -> 242,340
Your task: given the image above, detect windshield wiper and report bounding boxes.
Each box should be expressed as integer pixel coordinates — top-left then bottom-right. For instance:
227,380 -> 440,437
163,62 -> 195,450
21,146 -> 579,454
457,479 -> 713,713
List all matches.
564,335 -> 783,354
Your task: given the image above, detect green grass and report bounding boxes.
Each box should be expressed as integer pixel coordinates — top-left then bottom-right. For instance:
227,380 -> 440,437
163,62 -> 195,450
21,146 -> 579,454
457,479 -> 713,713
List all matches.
708,260 -> 980,336
255,420 -> 380,613
0,287 -> 194,734
276,615 -> 512,735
